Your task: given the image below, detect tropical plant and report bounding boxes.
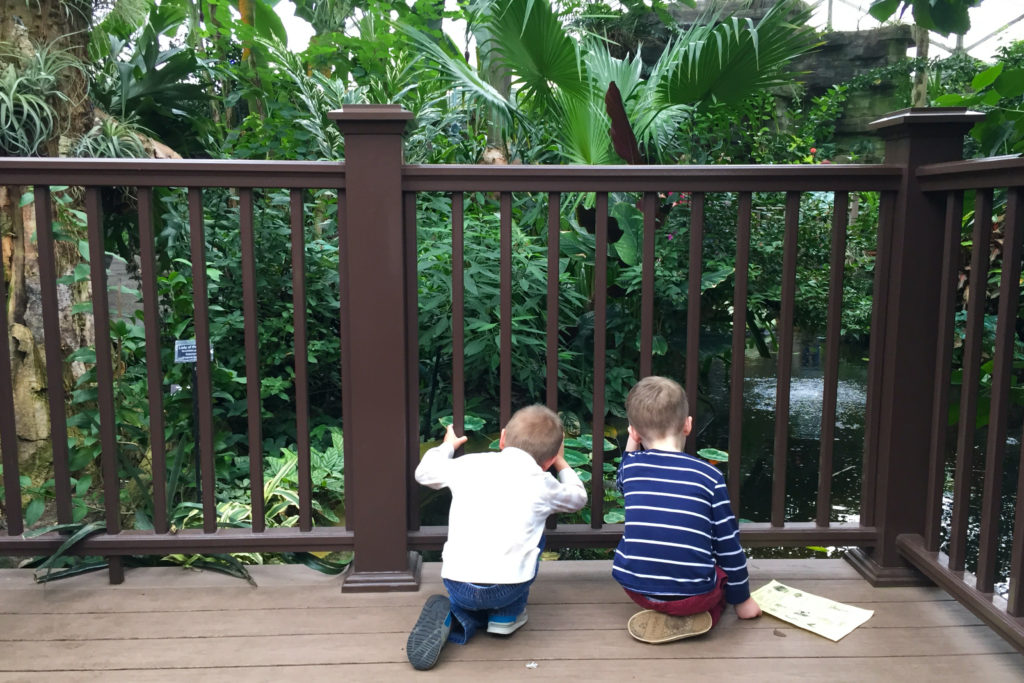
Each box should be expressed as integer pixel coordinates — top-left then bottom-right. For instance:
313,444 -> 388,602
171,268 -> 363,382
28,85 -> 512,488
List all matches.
399,0 -> 818,164
87,1 -> 213,156
869,0 -> 982,36
71,115 -> 148,158
0,42 -> 83,156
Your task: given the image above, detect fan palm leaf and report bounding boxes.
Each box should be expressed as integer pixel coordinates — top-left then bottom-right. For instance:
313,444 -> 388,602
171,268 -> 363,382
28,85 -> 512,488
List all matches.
651,0 -> 817,110
554,88 -> 617,165
584,40 -> 645,102
480,0 -> 589,110
394,21 -> 519,131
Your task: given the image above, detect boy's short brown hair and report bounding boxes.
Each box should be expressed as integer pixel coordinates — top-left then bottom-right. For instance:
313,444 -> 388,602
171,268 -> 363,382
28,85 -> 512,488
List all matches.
626,376 -> 689,440
503,405 -> 564,464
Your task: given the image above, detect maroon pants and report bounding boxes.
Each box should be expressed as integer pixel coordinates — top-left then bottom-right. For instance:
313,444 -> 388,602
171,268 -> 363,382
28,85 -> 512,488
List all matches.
623,566 -> 729,627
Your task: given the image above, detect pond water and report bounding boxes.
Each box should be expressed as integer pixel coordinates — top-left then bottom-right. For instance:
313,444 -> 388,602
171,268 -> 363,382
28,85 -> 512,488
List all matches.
695,340 -> 1019,594
699,342 -> 869,526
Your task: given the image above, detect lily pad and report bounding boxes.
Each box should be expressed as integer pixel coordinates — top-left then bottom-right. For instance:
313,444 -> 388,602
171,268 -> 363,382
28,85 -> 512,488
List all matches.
438,414 -> 486,432
697,447 -> 729,463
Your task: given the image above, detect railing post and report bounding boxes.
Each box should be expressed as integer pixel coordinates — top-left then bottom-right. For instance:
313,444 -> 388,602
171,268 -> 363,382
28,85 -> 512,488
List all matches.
329,105 -> 421,592
846,108 -> 983,585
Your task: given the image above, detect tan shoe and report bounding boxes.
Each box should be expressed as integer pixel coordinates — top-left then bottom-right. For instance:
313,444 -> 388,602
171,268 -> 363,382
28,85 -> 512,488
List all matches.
627,609 -> 713,644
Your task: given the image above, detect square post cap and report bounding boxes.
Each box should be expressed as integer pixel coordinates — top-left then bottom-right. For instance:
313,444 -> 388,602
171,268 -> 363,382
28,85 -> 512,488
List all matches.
328,104 -> 414,135
869,107 -> 985,140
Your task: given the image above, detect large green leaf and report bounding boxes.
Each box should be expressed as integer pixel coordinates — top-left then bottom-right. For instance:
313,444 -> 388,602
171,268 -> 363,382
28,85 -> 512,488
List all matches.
554,89 -> 616,165
393,21 -> 518,130
649,0 -> 817,110
870,0 -> 980,36
480,0 -> 590,109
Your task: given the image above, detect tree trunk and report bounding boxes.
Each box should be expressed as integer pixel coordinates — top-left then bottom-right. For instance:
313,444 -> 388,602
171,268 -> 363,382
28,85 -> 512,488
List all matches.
0,0 -> 93,474
911,25 -> 930,108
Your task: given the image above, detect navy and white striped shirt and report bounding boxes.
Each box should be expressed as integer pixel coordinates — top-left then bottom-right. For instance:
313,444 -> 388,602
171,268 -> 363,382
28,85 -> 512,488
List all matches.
612,448 -> 751,604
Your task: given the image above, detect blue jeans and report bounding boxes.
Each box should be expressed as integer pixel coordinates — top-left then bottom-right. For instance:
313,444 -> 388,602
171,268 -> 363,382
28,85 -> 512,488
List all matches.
441,536 -> 545,645
442,577 -> 535,644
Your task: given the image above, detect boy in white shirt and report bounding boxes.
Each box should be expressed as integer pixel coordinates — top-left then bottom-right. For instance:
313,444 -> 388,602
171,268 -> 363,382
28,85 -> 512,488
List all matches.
406,405 -> 587,670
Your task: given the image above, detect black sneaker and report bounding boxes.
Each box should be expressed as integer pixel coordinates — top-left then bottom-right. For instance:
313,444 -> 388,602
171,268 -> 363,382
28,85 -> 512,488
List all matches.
407,594 -> 452,670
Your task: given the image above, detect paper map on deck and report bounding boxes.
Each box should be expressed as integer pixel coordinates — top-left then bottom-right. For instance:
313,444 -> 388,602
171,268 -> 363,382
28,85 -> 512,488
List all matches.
750,579 -> 874,641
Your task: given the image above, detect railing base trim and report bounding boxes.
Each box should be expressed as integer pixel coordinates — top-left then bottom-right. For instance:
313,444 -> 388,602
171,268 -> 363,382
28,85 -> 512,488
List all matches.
897,533 -> 1024,654
844,546 -> 934,587
341,551 -> 422,593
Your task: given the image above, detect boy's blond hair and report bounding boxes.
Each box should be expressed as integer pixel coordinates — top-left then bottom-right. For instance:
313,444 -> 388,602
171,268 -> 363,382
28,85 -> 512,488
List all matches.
626,376 -> 689,440
503,405 -> 564,465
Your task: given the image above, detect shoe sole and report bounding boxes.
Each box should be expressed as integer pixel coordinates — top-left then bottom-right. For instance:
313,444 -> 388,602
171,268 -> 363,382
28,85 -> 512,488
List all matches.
627,609 -> 713,644
487,612 -> 528,635
407,594 -> 451,670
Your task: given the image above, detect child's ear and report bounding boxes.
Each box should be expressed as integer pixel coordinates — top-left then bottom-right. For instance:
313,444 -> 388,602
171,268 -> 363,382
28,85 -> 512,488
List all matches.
683,415 -> 693,436
498,428 -> 507,450
627,424 -> 642,443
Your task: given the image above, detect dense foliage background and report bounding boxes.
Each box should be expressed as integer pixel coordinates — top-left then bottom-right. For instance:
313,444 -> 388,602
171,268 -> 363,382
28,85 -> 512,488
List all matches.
1,0 -> 1022,574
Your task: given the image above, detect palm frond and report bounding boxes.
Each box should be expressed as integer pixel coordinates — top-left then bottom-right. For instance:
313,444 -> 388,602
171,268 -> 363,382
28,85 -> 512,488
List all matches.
583,39 -> 645,102
651,0 -> 817,110
481,0 -> 589,110
393,21 -> 518,130
554,90 -> 616,165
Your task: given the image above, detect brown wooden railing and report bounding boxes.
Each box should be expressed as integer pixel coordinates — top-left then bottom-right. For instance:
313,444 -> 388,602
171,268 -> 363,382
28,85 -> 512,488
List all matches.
895,153 -> 1024,651
1,106 -> 1023,650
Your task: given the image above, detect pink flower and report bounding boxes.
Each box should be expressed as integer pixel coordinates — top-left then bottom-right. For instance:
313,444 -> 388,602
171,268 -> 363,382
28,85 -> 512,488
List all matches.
820,159 -> 831,164
810,147 -> 817,154
666,233 -> 675,241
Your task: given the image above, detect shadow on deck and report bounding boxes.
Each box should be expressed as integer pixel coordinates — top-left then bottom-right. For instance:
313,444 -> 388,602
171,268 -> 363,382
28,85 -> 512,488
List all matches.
2,559 -> 1021,681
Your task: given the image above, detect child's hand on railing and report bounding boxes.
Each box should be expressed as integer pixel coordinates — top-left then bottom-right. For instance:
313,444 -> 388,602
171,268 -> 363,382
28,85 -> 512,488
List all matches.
443,425 -> 469,451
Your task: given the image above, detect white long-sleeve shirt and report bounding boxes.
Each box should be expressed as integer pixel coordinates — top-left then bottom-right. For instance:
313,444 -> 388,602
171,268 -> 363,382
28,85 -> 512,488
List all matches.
415,443 -> 587,583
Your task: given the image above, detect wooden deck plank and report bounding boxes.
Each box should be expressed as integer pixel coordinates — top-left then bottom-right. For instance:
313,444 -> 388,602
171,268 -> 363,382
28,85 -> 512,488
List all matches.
1,560 -> 1020,679
0,598 -> 986,642
1,625 -> 1017,672
8,656 -> 1022,683
0,574 -> 952,613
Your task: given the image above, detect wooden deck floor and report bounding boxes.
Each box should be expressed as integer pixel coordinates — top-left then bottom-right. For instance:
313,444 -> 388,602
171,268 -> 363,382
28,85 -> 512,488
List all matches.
2,558 -> 1022,681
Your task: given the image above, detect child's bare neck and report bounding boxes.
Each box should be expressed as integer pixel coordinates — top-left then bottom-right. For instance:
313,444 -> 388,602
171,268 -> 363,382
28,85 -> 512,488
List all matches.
644,436 -> 685,452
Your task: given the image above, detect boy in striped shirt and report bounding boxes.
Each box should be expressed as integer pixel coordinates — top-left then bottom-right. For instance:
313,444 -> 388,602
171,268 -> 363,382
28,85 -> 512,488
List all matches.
613,376 -> 761,643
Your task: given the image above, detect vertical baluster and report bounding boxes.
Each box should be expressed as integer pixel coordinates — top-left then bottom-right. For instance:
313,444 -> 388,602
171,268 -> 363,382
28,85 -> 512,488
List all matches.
685,192 -> 704,455
546,193 -> 560,532
138,188 -> 167,533
86,187 -> 121,586
640,192 -> 656,379
500,192 -> 512,426
592,192 -> 608,529
338,192 -> 353,530
771,191 -> 800,527
452,192 -> 466,438
188,188 -> 217,533
1009,429 -> 1024,616
950,189 -> 993,571
0,228 -> 22,535
405,192 -> 420,531
728,192 -> 752,510
925,191 -> 965,550
546,193 -> 560,411
816,192 -> 849,527
33,186 -> 72,524
290,189 -> 312,532
861,191 -> 896,528
976,188 -> 1023,591
239,188 -> 264,531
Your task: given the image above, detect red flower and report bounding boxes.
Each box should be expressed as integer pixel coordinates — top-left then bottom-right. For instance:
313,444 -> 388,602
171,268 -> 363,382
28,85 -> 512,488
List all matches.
810,147 -> 817,154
